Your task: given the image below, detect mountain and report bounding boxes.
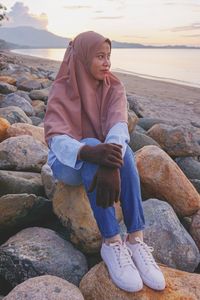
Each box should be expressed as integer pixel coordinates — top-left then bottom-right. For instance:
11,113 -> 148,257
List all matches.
0,26 -> 199,49
0,39 -> 23,49
0,26 -> 70,48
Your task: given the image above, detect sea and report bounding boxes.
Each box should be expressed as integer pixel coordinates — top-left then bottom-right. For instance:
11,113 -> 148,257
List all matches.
11,48 -> 200,88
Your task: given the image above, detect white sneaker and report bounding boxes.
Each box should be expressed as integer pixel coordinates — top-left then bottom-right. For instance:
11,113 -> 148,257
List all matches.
100,241 -> 143,292
126,237 -> 166,291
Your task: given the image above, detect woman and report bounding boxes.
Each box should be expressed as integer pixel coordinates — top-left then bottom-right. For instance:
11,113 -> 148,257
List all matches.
44,31 -> 165,293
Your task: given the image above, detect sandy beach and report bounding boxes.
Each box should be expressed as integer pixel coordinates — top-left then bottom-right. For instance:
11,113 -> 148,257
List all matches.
1,50 -> 200,129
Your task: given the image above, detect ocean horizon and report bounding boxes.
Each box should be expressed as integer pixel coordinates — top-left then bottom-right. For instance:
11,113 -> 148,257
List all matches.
11,48 -> 200,89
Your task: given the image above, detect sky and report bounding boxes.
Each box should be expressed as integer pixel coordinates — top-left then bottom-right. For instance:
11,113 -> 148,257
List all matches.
2,0 -> 200,46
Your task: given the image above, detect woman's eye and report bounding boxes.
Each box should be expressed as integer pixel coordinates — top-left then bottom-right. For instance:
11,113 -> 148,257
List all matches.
98,55 -> 104,59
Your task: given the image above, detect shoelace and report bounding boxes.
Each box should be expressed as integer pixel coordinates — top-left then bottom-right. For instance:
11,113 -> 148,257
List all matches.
135,237 -> 160,270
111,242 -> 135,269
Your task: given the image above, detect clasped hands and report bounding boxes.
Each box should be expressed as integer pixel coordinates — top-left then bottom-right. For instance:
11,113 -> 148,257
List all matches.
79,143 -> 123,208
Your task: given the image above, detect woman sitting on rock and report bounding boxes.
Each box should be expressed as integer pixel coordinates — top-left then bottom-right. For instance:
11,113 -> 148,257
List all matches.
44,31 -> 165,293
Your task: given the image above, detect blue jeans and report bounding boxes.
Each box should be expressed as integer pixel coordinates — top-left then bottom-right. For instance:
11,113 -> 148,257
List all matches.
51,137 -> 145,238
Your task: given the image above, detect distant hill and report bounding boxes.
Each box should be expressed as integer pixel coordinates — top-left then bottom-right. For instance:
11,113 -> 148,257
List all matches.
0,26 -> 69,48
0,26 -> 199,49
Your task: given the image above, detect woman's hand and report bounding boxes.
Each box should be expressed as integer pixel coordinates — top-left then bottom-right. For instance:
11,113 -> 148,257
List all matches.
79,143 -> 123,168
88,166 -> 121,208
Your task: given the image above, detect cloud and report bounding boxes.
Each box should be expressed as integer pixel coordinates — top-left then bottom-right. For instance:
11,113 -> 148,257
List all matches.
171,23 -> 200,32
63,5 -> 91,10
94,16 -> 123,20
122,34 -> 148,39
6,2 -> 48,29
182,34 -> 200,37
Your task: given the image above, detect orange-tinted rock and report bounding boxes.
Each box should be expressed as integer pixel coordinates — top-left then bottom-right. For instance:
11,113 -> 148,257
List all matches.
135,145 -> 200,216
0,76 -> 16,85
0,117 -> 10,141
80,262 -> 200,300
7,123 -> 46,145
53,182 -> 122,254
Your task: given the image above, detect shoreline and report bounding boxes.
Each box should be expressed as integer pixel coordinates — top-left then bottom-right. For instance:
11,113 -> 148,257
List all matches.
1,49 -> 200,129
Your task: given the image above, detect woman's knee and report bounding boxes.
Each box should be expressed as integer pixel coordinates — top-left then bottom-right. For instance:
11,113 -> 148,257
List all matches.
80,137 -> 101,146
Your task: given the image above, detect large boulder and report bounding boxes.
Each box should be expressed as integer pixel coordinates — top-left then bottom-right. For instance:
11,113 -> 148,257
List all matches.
0,93 -> 34,116
4,275 -> 84,300
189,209 -> 200,251
53,182 -> 122,254
147,124 -> 200,157
7,123 -> 46,145
0,82 -> 17,94
138,117 -> 177,131
135,145 -> 200,216
143,199 -> 200,272
129,131 -> 160,152
29,88 -> 49,102
0,194 -> 52,231
175,157 -> 200,180
80,262 -> 200,300
0,135 -> 48,172
0,227 -> 88,287
0,106 -> 32,124
41,163 -> 56,199
0,170 -> 45,196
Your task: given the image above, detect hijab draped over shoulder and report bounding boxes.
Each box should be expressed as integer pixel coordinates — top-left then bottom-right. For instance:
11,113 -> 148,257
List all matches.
44,31 -> 128,144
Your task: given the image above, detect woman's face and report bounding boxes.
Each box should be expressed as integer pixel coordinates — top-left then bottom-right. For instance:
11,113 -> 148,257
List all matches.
89,41 -> 111,80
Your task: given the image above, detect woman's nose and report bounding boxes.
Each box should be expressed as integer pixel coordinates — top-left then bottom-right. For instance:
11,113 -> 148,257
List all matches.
103,58 -> 110,66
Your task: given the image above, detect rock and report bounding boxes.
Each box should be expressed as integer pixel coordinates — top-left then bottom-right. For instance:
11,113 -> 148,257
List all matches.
0,93 -> 34,116
135,145 -> 200,216
189,210 -> 200,251
129,131 -> 160,152
0,194 -> 52,231
0,135 -> 48,172
128,108 -> 138,133
135,124 -> 147,134
127,94 -> 143,117
79,262 -> 200,300
32,100 -> 46,118
15,90 -> 32,103
52,182 -> 123,253
143,199 -> 200,272
29,88 -> 49,102
0,117 -> 10,142
0,170 -> 45,196
16,79 -> 42,91
30,116 -> 43,126
4,275 -> 84,300
190,179 -> 200,193
138,117 -> 177,131
0,106 -> 32,124
7,123 -> 46,145
0,227 -> 88,287
41,164 -> 56,199
175,157 -> 200,180
0,82 -> 17,94
147,124 -> 200,157
0,76 -> 16,85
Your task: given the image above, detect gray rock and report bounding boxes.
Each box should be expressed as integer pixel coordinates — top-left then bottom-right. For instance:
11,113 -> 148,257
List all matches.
17,79 -> 42,92
29,88 -> 49,102
190,179 -> 200,193
138,117 -> 177,131
135,124 -> 147,134
29,116 -> 43,126
0,106 -> 32,124
129,131 -> 160,152
0,194 -> 52,231
41,164 -> 56,199
175,157 -> 200,180
0,227 -> 88,287
143,199 -> 200,272
0,82 -> 17,94
0,135 -> 48,172
126,94 -> 143,117
48,72 -> 57,81
0,94 -> 34,116
15,90 -> 32,103
4,275 -> 84,300
0,170 -> 45,197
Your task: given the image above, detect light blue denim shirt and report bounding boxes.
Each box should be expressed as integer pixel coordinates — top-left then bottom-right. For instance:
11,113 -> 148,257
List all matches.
48,122 -> 130,170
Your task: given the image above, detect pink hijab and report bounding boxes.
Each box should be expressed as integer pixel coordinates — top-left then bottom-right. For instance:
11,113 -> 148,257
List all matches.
44,31 -> 128,144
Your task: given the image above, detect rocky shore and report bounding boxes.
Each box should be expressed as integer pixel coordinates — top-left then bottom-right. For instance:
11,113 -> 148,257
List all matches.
0,50 -> 200,299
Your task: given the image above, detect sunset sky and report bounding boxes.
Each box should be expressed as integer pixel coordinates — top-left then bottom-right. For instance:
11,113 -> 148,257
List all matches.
2,0 -> 200,46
